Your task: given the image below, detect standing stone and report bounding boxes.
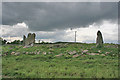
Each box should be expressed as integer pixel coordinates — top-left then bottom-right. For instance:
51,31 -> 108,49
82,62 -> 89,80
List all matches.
32,33 -> 36,43
23,35 -> 26,46
38,40 -> 40,44
96,30 -> 104,48
23,33 -> 36,47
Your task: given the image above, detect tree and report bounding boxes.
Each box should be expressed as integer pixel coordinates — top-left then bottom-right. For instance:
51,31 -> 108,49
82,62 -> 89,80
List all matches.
2,40 -> 7,45
0,37 -> 7,45
10,40 -> 21,44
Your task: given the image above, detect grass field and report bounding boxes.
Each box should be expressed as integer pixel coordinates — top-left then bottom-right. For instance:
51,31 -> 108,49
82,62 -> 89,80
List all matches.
1,43 -> 119,78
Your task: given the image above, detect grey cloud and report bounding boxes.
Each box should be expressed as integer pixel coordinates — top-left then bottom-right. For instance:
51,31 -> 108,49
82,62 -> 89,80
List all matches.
2,2 -> 118,31
2,0 -> 120,2
33,30 -> 69,42
0,2 -> 1,24
2,25 -> 29,37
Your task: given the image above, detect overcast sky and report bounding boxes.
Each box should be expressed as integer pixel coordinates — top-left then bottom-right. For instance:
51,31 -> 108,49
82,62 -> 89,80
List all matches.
1,2 -> 118,43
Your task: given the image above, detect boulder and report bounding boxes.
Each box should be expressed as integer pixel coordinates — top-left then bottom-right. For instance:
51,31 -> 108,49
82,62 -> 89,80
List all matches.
68,51 -> 76,55
72,54 -> 79,58
82,50 -> 88,54
11,52 -> 15,55
87,53 -> 99,55
101,54 -> 105,56
14,52 -> 20,56
25,52 -> 29,54
43,52 -> 47,55
105,52 -> 110,54
98,50 -> 101,53
37,51 -> 40,54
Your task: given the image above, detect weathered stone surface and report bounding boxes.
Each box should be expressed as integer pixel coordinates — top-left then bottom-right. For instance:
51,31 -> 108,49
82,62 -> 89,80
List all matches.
55,53 -> 63,57
86,53 -> 99,55
82,50 -> 88,54
23,35 -> 26,46
11,52 -> 15,55
28,52 -> 34,55
105,52 -> 110,54
37,51 -> 40,54
96,30 -> 104,48
68,51 -> 76,55
23,33 -> 36,47
25,52 -> 29,54
48,52 -> 53,54
101,54 -> 105,56
14,52 -> 20,56
98,50 -> 101,53
42,52 -> 47,55
72,54 -> 79,58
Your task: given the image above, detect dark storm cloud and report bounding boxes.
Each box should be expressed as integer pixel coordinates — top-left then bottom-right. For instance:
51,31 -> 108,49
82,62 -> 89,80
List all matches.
2,2 -> 118,31
0,3 -> 1,24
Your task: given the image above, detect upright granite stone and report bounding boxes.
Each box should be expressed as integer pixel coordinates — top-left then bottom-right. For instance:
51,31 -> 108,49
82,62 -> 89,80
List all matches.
23,35 -> 26,46
23,33 -> 36,47
96,30 -> 103,48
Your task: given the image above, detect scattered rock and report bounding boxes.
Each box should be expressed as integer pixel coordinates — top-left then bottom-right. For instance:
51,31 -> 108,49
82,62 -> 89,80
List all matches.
86,53 -> 90,55
37,51 -> 40,54
14,52 -> 20,56
11,52 -> 15,55
48,52 -> 53,54
49,49 -> 54,52
72,54 -> 79,58
101,54 -> 105,56
95,53 -> 99,55
43,52 -> 47,55
98,50 -> 101,53
29,52 -> 34,55
105,52 -> 110,54
25,52 -> 29,54
82,50 -> 88,53
87,53 -> 99,55
55,53 -> 63,57
112,54 -> 115,56
23,46 -> 27,48
81,55 -> 86,57
68,51 -> 76,55
90,53 -> 96,55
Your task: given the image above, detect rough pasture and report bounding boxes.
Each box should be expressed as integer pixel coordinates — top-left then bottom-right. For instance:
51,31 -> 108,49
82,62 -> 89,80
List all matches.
1,43 -> 118,78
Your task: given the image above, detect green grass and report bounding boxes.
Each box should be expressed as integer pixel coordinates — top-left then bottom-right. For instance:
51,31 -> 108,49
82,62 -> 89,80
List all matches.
2,43 -> 119,78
